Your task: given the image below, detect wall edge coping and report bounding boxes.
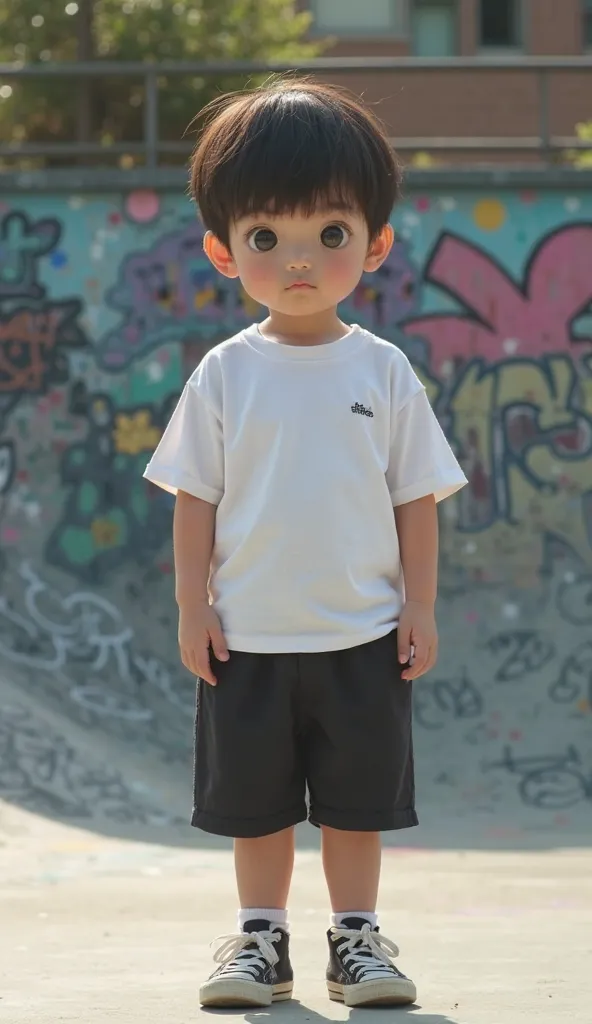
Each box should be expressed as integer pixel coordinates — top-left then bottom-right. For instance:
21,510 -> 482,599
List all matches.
2,166 -> 592,193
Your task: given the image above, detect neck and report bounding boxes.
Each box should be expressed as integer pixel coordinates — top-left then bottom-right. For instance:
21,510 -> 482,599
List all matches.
260,308 -> 349,346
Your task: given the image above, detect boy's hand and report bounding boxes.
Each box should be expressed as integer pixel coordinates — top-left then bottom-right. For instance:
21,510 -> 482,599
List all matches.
178,602 -> 229,686
397,600 -> 438,681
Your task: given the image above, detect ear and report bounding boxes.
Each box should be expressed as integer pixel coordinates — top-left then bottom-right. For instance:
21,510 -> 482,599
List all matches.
203,231 -> 240,279
363,223 -> 394,273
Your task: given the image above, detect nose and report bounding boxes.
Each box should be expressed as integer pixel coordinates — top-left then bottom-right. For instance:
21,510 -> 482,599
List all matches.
286,251 -> 312,271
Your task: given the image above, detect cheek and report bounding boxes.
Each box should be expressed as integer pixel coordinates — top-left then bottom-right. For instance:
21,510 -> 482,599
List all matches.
323,248 -> 365,287
235,253 -> 277,291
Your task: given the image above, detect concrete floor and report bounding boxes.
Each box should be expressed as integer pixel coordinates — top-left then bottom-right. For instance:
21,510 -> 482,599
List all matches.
1,803 -> 591,1024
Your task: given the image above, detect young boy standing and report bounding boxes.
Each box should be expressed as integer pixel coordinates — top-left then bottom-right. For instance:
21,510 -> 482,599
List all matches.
144,80 -> 467,1009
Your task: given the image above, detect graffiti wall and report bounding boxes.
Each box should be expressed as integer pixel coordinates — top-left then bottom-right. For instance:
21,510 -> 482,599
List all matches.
0,186 -> 591,835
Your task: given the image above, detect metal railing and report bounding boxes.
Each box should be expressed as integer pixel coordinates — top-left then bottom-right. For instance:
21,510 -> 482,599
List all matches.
1,56 -> 591,169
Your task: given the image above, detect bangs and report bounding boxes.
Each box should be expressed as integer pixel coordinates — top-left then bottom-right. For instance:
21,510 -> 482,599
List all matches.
191,82 -> 401,245
225,96 -> 381,223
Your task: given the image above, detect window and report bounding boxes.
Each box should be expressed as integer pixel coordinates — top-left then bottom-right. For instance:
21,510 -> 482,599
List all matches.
479,0 -> 522,48
586,0 -> 592,48
412,0 -> 457,56
313,0 -> 405,35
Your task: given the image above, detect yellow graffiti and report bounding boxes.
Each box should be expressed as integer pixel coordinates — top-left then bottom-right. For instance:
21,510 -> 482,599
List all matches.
91,518 -> 121,547
195,286 -> 216,309
440,354 -> 592,580
516,446 -> 592,563
113,410 -> 161,455
579,356 -> 592,418
413,362 -> 441,407
497,356 -> 575,428
473,198 -> 507,232
448,361 -> 496,483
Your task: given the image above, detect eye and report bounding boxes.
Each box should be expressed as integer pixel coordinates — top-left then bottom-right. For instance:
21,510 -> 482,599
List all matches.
320,224 -> 350,249
247,228 -> 278,252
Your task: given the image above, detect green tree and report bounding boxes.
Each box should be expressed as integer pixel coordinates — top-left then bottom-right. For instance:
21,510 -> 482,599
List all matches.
566,121 -> 592,170
0,0 -> 322,166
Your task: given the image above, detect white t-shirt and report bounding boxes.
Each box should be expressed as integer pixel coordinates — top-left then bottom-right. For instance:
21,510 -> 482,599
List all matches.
144,325 -> 467,653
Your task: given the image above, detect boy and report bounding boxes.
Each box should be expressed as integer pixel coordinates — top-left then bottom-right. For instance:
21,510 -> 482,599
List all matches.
144,80 -> 467,1009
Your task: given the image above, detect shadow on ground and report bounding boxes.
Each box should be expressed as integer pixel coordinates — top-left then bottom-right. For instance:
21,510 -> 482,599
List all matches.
203,1004 -> 463,1024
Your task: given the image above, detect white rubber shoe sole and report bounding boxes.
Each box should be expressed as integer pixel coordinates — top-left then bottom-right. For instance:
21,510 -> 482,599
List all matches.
199,978 -> 293,1008
328,977 -> 417,1007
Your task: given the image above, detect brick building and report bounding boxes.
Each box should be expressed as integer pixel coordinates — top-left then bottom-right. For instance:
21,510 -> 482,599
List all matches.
298,1 -> 592,163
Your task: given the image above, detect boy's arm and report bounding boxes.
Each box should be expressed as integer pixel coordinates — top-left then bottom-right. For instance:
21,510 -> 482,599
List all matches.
394,494 -> 439,681
174,491 -> 228,686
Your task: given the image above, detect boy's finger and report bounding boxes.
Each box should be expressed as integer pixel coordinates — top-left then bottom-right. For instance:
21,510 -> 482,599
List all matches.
181,647 -> 197,675
209,624 -> 229,663
398,631 -> 412,664
402,642 -> 428,680
423,647 -> 437,675
196,649 -> 217,686
412,645 -> 436,680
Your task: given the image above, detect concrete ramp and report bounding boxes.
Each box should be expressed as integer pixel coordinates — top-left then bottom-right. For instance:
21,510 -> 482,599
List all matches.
1,557 -> 591,846
0,559 -> 193,833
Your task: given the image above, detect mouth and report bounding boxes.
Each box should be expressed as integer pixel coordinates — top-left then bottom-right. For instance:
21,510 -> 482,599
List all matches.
286,282 -> 316,290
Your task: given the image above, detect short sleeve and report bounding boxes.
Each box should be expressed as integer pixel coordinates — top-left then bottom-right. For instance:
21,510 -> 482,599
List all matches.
143,378 -> 223,504
386,387 -> 467,506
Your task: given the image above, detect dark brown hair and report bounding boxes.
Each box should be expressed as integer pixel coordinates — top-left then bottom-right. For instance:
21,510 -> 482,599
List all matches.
190,79 -> 402,247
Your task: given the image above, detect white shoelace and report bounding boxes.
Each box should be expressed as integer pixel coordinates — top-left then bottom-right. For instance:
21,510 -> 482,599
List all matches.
212,930 -> 281,979
332,923 -> 402,981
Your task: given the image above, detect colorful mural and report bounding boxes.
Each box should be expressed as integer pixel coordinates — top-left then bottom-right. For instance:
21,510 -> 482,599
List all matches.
0,185 -> 591,830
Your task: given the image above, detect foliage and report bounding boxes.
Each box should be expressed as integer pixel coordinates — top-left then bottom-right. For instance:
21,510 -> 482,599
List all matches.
566,121 -> 592,170
0,0 -> 322,165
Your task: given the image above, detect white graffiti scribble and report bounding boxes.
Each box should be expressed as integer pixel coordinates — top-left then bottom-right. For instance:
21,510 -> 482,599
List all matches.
0,703 -> 181,823
0,561 -> 193,722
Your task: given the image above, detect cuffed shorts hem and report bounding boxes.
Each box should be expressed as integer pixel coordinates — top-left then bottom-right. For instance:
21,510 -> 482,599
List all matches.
191,803 -> 308,838
309,804 -> 419,832
193,633 -> 416,839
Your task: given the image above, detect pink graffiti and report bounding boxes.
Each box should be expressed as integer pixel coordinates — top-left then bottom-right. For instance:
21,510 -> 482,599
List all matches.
1,526 -> 20,544
403,226 -> 592,375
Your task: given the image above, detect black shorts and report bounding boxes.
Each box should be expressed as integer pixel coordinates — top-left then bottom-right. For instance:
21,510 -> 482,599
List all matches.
192,629 -> 418,838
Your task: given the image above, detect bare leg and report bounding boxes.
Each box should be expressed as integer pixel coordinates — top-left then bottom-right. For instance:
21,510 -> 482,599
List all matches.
234,826 -> 295,909
321,827 -> 381,911
322,828 -> 417,1008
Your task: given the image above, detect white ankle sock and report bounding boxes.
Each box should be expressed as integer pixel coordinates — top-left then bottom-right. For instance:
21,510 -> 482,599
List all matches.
238,908 -> 289,932
332,911 -> 378,930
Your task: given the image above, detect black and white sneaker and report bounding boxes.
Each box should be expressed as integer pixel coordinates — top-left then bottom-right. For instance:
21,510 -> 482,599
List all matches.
199,919 -> 294,1008
327,916 -> 417,1007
